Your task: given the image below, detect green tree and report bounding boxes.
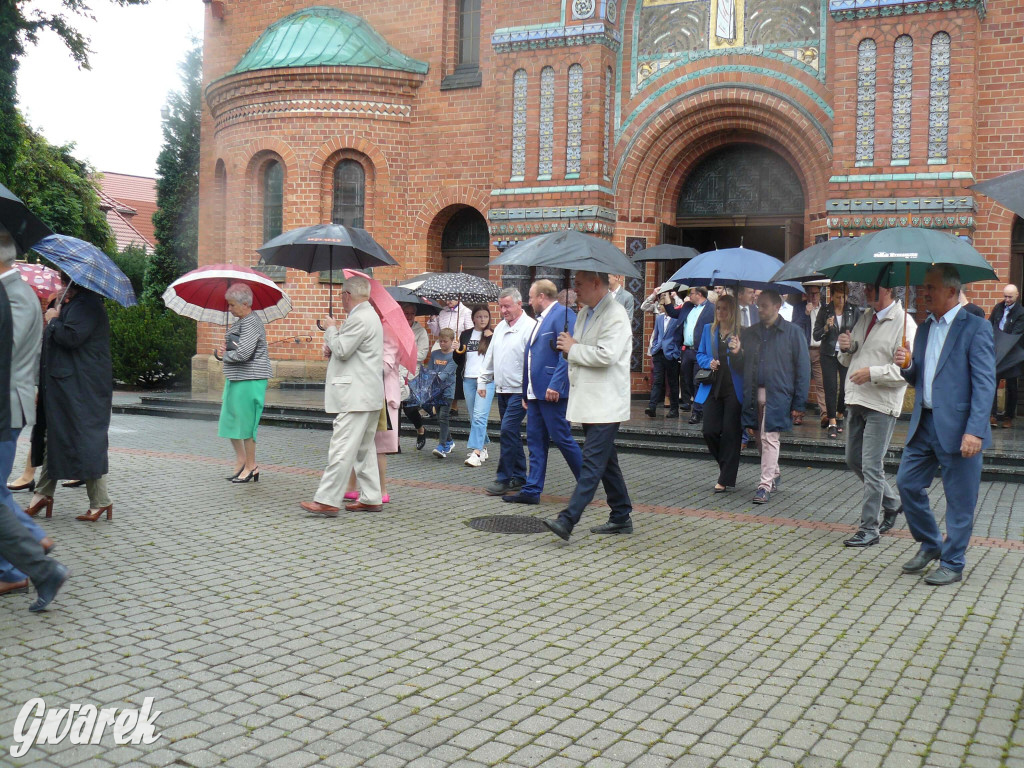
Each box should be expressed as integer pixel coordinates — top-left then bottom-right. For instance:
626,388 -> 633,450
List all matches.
0,0 -> 150,182
144,43 -> 200,303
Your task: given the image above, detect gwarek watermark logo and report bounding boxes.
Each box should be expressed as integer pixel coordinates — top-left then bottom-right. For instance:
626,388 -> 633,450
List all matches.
10,697 -> 162,758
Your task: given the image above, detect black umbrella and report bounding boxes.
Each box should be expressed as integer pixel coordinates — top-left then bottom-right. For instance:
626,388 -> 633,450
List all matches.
631,243 -> 700,263
771,237 -> 858,283
257,224 -> 399,322
492,229 -> 641,278
971,169 -> 1024,218
0,182 -> 52,255
385,285 -> 442,316
995,329 -> 1024,378
415,272 -> 500,304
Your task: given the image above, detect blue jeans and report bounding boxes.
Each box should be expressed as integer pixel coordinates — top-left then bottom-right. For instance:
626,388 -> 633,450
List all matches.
558,422 -> 632,530
521,399 -> 582,497
896,411 -> 982,572
0,428 -> 48,584
463,379 -> 494,452
494,393 -> 527,485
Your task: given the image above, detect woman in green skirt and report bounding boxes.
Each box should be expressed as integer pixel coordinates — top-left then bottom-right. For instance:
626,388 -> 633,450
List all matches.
215,283 -> 272,483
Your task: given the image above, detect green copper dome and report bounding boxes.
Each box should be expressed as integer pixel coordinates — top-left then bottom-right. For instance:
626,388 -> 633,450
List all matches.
230,6 -> 428,76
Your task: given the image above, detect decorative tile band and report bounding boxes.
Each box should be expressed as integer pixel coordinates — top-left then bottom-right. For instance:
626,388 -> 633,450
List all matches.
828,215 -> 976,230
829,171 -> 975,183
828,0 -> 986,21
827,197 -> 975,214
489,205 -> 618,222
491,184 -> 615,196
213,100 -> 411,131
492,23 -> 622,54
491,219 -> 616,240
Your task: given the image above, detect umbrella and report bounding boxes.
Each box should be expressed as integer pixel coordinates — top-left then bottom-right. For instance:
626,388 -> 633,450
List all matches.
343,269 -> 418,373
31,234 -> 137,307
971,169 -> 1024,219
816,227 -> 998,363
492,230 -> 641,278
994,329 -> 1024,378
397,272 -> 436,291
415,272 -> 500,305
13,261 -> 62,302
0,182 -> 52,255
384,285 -> 442,316
631,243 -> 700,263
668,247 -> 804,293
770,237 -> 858,283
257,223 -> 399,318
162,264 -> 293,325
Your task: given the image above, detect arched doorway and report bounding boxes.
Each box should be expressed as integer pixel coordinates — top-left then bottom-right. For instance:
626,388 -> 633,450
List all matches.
441,208 -> 489,278
664,144 -> 805,264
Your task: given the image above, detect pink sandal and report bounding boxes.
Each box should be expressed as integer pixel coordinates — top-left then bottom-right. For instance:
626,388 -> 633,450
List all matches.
382,494 -> 390,504
343,491 -> 359,500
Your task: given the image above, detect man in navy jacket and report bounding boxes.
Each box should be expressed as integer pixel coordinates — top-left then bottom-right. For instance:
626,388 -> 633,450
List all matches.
895,265 -> 995,586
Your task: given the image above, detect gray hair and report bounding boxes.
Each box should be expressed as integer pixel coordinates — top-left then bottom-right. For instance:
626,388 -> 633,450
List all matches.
928,264 -> 962,293
0,226 -> 16,267
344,275 -> 371,299
225,282 -> 254,306
499,287 -> 522,302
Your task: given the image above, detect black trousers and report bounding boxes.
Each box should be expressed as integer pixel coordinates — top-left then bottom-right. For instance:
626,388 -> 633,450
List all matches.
820,353 -> 848,421
679,348 -> 700,411
649,351 -> 680,410
403,403 -> 423,430
702,389 -> 743,487
994,376 -> 1019,418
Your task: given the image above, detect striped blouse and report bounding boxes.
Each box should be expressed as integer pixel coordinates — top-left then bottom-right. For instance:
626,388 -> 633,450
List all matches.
222,313 -> 273,381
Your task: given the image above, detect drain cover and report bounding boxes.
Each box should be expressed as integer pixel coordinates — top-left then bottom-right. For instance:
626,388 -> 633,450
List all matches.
467,515 -> 549,534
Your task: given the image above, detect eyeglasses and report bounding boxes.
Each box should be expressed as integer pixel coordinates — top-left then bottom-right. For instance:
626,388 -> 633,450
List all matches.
341,290 -> 352,295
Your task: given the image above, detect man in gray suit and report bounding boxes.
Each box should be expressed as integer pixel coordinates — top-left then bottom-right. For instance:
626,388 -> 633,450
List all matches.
0,226 -> 68,611
301,275 -> 385,515
0,227 -> 55,597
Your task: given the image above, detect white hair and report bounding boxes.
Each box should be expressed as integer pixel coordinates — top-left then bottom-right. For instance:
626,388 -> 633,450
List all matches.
0,226 -> 16,267
225,282 -> 254,306
499,287 -> 521,302
345,275 -> 371,299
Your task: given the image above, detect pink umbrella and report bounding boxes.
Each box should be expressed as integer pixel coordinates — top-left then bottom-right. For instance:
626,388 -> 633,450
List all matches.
13,261 -> 62,301
342,269 -> 417,372
162,264 -> 292,324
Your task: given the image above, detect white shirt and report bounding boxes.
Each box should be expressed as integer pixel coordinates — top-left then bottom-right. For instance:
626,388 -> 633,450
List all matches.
526,303 -> 555,399
874,300 -> 897,323
808,305 -> 821,347
477,312 -> 537,393
780,302 -> 794,323
463,330 -> 486,380
921,304 -> 962,408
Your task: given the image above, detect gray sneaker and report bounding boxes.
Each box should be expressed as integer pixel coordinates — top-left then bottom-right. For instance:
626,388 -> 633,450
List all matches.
484,481 -> 509,496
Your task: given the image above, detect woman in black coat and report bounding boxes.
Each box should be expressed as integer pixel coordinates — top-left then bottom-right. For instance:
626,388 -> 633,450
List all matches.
25,280 -> 114,521
812,283 -> 861,438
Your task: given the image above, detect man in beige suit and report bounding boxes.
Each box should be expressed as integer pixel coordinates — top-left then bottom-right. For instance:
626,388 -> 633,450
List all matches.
543,271 -> 634,542
301,276 -> 385,515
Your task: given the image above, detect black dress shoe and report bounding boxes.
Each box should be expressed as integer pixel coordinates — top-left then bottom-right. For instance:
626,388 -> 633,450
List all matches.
680,403 -> 692,412
902,549 -> 941,574
590,520 -> 633,534
688,413 -> 702,425
542,518 -> 571,541
879,505 -> 902,534
6,479 -> 35,492
924,566 -> 962,586
666,410 -> 679,418
843,531 -> 879,547
644,407 -> 657,417
502,493 -> 539,505
29,563 -> 69,613
484,481 -> 509,496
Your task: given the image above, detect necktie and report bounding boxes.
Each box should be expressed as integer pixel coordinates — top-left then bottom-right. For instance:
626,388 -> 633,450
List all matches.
865,314 -> 877,336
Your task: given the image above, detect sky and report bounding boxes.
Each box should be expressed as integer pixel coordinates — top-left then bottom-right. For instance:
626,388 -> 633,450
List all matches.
16,0 -> 206,178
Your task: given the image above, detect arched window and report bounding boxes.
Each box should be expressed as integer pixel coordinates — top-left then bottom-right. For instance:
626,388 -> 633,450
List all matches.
566,64 -> 584,176
260,160 -> 285,281
214,160 -> 227,260
928,32 -> 951,163
332,160 -> 365,228
891,35 -> 913,165
856,39 -> 877,166
457,0 -> 481,70
539,67 -> 555,178
511,69 -> 527,180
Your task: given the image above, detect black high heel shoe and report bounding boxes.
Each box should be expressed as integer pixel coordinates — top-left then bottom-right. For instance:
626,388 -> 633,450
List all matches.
226,467 -> 245,480
231,467 -> 260,484
7,478 -> 35,492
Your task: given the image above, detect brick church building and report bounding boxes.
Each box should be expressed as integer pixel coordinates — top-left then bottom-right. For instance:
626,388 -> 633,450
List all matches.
195,0 -> 1024,391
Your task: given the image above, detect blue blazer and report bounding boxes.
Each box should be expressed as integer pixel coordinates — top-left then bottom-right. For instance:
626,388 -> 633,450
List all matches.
523,303 -> 576,400
695,323 -> 744,406
667,300 -> 714,349
901,308 -> 996,454
648,311 -> 682,360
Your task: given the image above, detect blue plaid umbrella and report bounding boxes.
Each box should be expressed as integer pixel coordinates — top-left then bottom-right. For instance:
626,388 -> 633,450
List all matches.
31,234 -> 137,307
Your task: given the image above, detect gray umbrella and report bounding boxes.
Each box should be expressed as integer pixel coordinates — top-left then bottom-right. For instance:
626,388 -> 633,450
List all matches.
385,285 -> 442,316
631,243 -> 700,263
971,169 -> 1024,218
771,237 -> 858,283
492,230 -> 641,278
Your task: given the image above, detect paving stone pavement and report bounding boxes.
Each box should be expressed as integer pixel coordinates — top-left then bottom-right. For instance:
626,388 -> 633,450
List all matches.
2,412 -> 1024,768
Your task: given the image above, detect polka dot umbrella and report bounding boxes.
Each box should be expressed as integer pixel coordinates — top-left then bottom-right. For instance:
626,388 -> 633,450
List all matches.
13,261 -> 62,303
414,272 -> 500,305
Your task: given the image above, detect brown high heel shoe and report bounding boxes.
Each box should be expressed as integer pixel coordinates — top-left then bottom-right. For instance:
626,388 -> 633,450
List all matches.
25,496 -> 53,518
76,505 -> 113,522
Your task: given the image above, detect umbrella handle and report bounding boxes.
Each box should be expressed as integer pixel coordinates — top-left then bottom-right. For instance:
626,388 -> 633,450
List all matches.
899,263 -> 911,369
317,319 -> 326,331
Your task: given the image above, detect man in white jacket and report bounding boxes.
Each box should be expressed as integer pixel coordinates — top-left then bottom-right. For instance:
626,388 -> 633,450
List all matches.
838,283 -> 917,546
543,271 -> 634,542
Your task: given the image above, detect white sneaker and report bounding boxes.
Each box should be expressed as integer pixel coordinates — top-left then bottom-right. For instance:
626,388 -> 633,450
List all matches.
464,451 -> 484,467
480,447 -> 489,461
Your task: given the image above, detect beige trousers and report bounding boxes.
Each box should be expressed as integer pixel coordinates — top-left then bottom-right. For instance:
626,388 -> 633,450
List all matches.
314,410 -> 381,507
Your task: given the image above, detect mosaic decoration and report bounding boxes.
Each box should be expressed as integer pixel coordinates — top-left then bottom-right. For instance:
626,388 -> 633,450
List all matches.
603,67 -> 613,178
511,69 -> 528,179
566,64 -> 584,175
928,32 -> 950,163
539,67 -> 555,177
856,38 -> 877,166
573,0 -> 597,19
677,144 -> 804,218
635,0 -> 823,91
607,0 -> 619,24
492,24 -> 621,53
829,0 -> 986,21
624,237 -> 647,372
891,35 -> 913,164
827,215 -> 975,231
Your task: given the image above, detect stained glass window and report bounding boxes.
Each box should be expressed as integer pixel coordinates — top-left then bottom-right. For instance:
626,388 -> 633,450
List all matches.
511,69 -> 527,179
891,35 -> 913,164
539,67 -> 555,177
566,64 -> 584,176
856,39 -> 877,166
928,32 -> 951,163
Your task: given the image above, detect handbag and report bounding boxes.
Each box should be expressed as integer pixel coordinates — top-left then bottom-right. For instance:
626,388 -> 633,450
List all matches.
695,367 -> 717,385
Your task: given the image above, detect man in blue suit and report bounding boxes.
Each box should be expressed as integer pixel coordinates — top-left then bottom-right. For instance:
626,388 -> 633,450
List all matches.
505,280 -> 583,504
894,264 -> 996,586
645,290 -> 682,418
667,287 -> 715,423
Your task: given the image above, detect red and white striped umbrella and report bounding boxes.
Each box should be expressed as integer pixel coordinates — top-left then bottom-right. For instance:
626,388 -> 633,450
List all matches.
162,264 -> 292,324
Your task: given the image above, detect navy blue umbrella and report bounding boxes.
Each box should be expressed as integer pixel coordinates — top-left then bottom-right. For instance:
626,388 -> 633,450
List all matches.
32,235 -> 137,307
669,247 -> 803,293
